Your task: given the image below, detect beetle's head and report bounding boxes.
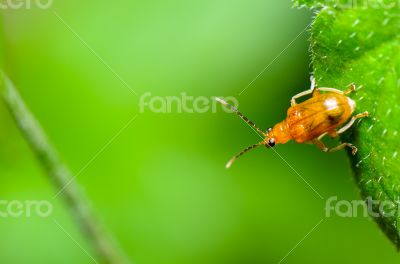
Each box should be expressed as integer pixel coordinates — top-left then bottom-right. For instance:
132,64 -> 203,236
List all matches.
265,127 -> 276,148
265,121 -> 291,147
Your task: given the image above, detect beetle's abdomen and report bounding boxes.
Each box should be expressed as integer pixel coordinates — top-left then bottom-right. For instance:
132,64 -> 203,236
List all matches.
286,93 -> 354,143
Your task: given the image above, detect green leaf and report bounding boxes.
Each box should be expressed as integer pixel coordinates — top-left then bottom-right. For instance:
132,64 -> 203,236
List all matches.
296,1 -> 400,248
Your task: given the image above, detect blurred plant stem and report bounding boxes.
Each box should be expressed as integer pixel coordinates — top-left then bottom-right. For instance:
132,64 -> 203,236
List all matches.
0,73 -> 130,264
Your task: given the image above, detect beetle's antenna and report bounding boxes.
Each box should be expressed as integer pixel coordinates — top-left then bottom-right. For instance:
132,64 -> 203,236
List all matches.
215,97 -> 266,136
226,141 -> 265,169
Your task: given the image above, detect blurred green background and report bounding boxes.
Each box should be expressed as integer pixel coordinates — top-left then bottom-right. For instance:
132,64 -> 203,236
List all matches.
0,0 -> 399,263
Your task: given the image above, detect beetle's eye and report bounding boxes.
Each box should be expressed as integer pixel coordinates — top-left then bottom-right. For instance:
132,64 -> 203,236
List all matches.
268,138 -> 276,147
267,128 -> 272,133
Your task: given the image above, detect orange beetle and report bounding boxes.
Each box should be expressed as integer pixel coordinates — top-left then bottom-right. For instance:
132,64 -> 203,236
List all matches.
217,77 -> 369,168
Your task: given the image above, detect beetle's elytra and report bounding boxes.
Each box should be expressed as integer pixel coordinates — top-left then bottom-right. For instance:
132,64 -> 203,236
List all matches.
217,76 -> 369,168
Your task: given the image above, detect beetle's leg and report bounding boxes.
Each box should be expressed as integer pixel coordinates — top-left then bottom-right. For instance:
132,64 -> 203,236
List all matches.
291,90 -> 313,106
310,75 -> 317,90
310,76 -> 321,96
317,132 -> 328,140
312,138 -> 328,151
328,130 -> 339,138
317,83 -> 356,95
312,138 -> 358,155
329,142 -> 358,155
316,87 -> 345,94
344,83 -> 356,95
312,88 -> 320,97
291,76 -> 319,106
337,111 -> 369,134
313,111 -> 369,155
